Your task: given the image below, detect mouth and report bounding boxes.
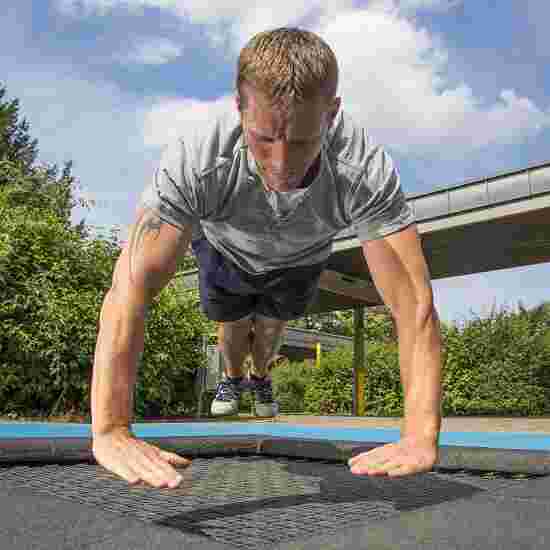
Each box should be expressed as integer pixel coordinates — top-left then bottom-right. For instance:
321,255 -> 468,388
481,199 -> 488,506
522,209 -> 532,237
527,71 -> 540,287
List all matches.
271,173 -> 300,182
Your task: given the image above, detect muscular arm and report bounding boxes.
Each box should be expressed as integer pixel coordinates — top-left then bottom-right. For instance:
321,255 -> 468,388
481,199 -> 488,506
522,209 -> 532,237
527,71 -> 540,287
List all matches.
128,210 -> 162,288
361,224 -> 442,444
91,208 -> 192,437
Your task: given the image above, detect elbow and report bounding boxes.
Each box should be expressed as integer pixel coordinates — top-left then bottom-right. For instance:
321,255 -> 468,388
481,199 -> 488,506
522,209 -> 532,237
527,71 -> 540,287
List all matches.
416,299 -> 439,331
393,291 -> 438,330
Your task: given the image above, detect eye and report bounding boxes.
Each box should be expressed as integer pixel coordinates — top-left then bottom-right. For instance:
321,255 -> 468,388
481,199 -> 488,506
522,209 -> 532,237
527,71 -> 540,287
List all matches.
253,134 -> 311,147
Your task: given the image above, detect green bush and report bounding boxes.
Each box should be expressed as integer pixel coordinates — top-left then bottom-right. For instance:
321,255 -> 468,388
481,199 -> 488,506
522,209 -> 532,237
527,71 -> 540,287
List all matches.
0,178 -> 118,417
362,341 -> 402,416
135,290 -> 208,420
302,342 -> 401,416
0,165 -> 211,420
441,305 -> 550,416
303,346 -> 354,415
279,303 -> 550,418
272,360 -> 316,413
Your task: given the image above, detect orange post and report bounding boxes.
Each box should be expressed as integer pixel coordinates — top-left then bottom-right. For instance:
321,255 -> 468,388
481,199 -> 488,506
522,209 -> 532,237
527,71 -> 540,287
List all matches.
315,342 -> 321,368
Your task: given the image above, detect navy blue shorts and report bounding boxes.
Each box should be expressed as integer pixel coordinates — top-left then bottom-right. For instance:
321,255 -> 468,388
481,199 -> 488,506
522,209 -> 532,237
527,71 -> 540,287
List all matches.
191,238 -> 327,322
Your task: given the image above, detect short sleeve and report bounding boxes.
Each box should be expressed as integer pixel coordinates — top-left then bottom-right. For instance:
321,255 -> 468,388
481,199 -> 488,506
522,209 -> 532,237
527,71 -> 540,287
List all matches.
138,138 -> 201,232
347,145 -> 416,242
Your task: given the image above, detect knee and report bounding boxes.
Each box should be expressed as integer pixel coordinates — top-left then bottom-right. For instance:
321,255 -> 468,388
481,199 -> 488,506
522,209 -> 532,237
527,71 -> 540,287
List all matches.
217,316 -> 253,350
252,318 -> 287,353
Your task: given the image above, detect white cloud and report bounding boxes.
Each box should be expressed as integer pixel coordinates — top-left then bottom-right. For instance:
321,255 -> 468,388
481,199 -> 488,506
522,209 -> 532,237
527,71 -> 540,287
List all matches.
0,56 -> 160,236
55,0 -> 142,16
54,1 -> 355,54
115,38 -> 183,65
396,0 -> 463,13
64,0 -> 548,157
142,95 -> 235,148
54,0 -> 306,21
311,8 -> 549,155
55,0 -> 460,19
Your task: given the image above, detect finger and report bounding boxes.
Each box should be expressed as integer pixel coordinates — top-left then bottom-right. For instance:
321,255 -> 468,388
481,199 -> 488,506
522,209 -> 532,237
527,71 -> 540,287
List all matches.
147,448 -> 192,486
101,453 -> 145,486
94,439 -> 181,488
119,450 -> 163,487
158,449 -> 192,467
348,451 -> 390,468
348,452 -> 379,467
348,445 -> 397,467
103,458 -> 142,486
392,461 -> 434,477
387,463 -> 417,477
157,451 -> 192,488
94,445 -> 144,486
130,445 -> 183,488
350,459 -> 399,475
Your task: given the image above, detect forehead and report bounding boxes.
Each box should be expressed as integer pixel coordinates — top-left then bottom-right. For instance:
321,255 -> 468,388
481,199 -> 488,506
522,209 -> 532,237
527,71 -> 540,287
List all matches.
242,85 -> 327,137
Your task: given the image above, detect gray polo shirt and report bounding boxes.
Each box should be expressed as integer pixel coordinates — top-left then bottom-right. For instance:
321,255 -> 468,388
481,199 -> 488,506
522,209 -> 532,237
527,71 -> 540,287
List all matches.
139,105 -> 416,274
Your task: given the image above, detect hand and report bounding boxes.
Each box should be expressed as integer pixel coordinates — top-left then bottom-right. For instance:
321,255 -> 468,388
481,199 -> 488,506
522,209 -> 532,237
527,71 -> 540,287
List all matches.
348,438 -> 438,478
92,427 -> 191,489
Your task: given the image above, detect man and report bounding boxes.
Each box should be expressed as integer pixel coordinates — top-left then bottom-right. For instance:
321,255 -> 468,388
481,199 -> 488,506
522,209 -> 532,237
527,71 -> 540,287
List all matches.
91,27 -> 442,490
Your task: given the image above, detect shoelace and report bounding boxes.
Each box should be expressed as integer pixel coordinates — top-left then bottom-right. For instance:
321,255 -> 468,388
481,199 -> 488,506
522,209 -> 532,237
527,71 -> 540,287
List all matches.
216,380 -> 241,402
253,379 -> 273,403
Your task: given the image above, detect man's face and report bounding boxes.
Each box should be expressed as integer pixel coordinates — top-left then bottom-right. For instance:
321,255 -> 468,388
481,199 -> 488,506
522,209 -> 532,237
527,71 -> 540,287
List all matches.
237,83 -> 340,192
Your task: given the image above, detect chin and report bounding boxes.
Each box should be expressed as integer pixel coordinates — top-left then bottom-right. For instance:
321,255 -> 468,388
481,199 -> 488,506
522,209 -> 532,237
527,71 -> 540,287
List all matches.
270,177 -> 302,189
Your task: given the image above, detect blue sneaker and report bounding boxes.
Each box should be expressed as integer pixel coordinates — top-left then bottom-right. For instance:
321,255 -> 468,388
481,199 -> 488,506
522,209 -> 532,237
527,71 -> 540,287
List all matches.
211,377 -> 244,417
249,374 -> 279,418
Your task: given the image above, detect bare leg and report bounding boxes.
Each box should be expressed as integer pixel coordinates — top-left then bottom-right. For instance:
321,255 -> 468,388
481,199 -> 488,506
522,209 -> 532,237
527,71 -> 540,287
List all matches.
217,315 -> 254,378
250,314 -> 287,378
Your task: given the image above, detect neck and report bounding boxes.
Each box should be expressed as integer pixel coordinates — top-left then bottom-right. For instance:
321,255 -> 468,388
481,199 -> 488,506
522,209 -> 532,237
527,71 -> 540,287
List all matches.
299,153 -> 322,189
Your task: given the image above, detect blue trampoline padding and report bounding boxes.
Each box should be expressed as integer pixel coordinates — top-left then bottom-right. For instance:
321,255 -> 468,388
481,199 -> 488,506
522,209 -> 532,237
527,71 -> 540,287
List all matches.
1,422 -> 550,451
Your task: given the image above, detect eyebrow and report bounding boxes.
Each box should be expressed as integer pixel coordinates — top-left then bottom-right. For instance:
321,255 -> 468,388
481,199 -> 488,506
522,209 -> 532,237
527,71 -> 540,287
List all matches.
250,129 -> 321,143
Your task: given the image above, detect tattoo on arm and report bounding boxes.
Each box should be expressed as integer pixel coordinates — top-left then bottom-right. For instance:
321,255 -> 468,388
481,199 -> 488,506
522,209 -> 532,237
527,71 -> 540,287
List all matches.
128,210 -> 163,286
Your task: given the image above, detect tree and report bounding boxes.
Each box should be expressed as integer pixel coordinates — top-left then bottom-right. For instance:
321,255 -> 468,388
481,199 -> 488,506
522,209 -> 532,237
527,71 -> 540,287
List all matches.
0,83 -> 39,175
0,86 -> 208,419
0,84 -> 91,236
0,160 -> 210,419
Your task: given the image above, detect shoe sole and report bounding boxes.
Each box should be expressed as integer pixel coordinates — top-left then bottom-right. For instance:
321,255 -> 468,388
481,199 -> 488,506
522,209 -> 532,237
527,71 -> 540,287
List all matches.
211,399 -> 239,416
254,402 -> 279,418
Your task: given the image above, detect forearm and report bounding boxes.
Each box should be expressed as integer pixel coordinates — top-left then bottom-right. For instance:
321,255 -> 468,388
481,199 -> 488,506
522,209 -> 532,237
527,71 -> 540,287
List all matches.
91,289 -> 146,437
396,306 -> 442,444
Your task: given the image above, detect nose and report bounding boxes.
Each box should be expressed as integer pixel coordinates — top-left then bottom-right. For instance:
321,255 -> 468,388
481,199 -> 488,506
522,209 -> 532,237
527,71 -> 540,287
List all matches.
270,141 -> 295,176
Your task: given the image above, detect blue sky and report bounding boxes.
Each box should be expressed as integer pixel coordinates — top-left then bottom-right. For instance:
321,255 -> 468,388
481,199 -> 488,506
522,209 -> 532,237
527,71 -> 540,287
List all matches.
2,0 -> 549,326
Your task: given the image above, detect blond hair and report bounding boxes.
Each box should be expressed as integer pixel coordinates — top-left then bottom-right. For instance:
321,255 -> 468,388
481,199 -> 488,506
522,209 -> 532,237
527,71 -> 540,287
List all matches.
236,27 -> 339,111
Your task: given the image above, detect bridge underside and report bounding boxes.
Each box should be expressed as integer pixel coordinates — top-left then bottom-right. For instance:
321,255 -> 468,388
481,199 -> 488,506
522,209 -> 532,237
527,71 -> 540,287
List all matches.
310,202 -> 550,314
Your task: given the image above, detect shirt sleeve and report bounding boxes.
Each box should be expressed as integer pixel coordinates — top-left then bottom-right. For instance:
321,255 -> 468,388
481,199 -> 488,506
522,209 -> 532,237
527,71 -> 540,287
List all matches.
346,144 -> 416,242
138,138 -> 201,233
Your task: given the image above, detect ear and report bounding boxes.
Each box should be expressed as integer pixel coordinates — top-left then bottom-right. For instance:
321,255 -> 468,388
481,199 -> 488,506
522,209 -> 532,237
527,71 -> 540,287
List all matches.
331,97 -> 341,118
325,97 -> 340,127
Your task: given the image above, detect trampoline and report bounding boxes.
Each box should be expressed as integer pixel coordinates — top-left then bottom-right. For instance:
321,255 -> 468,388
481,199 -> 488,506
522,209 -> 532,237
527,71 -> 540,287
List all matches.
1,420 -> 550,549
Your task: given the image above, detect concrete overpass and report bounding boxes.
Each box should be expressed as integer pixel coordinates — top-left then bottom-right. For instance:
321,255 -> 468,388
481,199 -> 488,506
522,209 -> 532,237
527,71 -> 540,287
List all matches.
313,159 -> 550,313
